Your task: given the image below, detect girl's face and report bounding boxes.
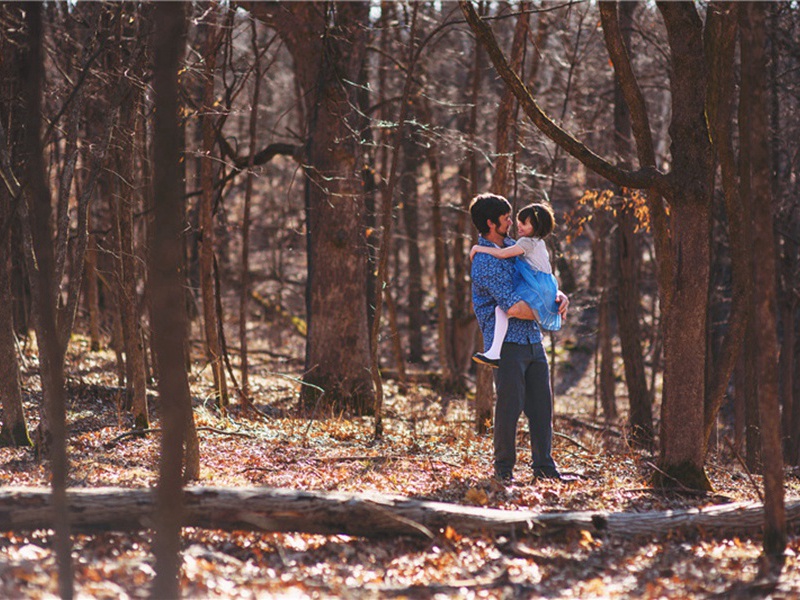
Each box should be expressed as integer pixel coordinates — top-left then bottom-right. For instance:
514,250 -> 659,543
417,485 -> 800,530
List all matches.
516,217 -> 535,238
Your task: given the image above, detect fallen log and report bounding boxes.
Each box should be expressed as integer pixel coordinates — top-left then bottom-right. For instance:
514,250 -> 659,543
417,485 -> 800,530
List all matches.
1,486 -> 798,539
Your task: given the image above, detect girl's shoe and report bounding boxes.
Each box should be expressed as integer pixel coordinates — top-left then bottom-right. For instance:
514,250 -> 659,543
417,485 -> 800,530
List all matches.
472,352 -> 500,368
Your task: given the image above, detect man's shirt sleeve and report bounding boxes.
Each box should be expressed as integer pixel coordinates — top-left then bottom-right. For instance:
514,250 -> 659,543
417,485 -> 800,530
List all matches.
472,253 -> 522,312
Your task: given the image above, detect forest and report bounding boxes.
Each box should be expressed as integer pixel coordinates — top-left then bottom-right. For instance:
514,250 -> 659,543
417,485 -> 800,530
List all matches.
1,1 -> 799,598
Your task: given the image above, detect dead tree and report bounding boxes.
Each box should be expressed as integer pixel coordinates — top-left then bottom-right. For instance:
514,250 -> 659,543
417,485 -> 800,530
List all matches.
2,486 -> 799,542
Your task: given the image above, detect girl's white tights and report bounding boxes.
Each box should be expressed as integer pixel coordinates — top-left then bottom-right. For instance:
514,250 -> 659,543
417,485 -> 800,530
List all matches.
483,306 -> 509,360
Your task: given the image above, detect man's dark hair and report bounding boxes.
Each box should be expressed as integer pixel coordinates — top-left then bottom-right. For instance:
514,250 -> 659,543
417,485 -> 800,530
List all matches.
517,202 -> 555,239
469,193 -> 512,235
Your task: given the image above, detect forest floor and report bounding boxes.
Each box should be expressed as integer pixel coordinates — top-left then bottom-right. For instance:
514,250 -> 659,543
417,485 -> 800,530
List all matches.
2,300 -> 800,599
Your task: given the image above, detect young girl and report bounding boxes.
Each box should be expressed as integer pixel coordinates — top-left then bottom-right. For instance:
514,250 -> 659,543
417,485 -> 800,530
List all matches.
470,202 -> 561,367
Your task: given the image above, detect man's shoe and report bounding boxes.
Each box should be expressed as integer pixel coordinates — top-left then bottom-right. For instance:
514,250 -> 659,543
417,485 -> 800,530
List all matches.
532,468 -> 579,482
473,352 -> 500,368
495,471 -> 514,484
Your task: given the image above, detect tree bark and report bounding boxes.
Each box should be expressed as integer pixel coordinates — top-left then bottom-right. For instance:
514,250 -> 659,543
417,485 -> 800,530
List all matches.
238,19 -> 262,399
0,110 -> 29,448
249,2 -> 375,415
740,1 -> 786,562
84,232 -> 101,351
702,2 -> 751,450
467,4 -> 493,435
114,89 -> 149,429
150,3 -> 193,596
420,100 -> 456,390
597,236 -> 618,422
198,6 -> 228,409
609,1 -> 651,446
0,231 -> 31,447
737,7 -> 762,474
400,123 -> 425,364
19,4 -> 74,596
3,486 -> 800,541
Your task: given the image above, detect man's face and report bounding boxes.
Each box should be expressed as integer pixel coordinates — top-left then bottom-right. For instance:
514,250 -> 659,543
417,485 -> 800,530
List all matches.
489,212 -> 512,237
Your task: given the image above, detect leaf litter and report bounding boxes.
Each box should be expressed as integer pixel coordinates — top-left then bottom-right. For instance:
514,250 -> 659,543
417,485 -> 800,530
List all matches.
1,334 -> 799,599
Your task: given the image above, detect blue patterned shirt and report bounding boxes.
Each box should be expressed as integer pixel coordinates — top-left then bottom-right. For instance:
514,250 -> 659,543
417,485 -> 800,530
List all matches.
472,235 -> 542,350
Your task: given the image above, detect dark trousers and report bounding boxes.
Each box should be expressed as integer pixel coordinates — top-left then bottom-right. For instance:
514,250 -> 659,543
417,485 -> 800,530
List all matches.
493,341 -> 556,476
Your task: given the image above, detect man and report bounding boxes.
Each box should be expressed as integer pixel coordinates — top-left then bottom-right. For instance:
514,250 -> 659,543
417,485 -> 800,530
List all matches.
469,193 -> 570,483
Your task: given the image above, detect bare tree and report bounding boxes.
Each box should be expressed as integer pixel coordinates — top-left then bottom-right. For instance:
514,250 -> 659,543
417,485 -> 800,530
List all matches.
149,3 -> 192,597
609,2 -> 651,445
740,1 -> 786,565
198,5 -> 229,408
248,2 -> 375,414
19,4 -> 74,596
0,195 -> 31,447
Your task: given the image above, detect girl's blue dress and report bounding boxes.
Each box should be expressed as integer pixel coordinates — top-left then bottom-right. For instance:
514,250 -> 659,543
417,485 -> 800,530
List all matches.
512,259 -> 562,331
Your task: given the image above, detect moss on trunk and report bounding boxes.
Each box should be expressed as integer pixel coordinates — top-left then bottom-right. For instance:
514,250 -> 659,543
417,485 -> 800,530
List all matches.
0,422 -> 33,448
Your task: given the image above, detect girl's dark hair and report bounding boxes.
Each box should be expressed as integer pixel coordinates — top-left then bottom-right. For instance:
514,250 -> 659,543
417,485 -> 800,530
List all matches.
517,203 -> 555,238
469,193 -> 512,235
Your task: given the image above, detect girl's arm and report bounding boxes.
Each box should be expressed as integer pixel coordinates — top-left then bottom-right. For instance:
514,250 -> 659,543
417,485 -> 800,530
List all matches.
470,243 -> 525,261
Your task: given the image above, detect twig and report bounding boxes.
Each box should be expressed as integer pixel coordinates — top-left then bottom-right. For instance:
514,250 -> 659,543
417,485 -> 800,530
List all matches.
102,426 -> 255,448
554,431 -> 595,454
723,437 -> 764,503
560,415 -> 623,438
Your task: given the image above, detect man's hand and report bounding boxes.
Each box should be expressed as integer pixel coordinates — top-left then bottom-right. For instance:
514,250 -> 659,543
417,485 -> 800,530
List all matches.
556,291 -> 569,318
508,300 -> 536,320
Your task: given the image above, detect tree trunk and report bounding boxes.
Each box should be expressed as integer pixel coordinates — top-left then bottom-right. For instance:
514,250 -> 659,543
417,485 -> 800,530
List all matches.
150,4 -> 194,596
776,201 -> 798,467
612,1 -> 651,446
469,4 -> 494,435
19,4 -> 74,596
736,9 -> 762,474
3,486 -> 800,541
0,233 -> 31,447
702,3 -> 751,451
198,7 -> 228,409
656,201 -> 712,491
84,232 -> 101,351
420,98 -> 462,391
421,105 -> 456,390
384,288 -> 408,391
650,3 -> 715,491
598,241 -> 617,423
740,1 -> 786,561
114,91 -> 149,429
616,207 -> 652,444
400,125 -> 425,365
249,3 -> 374,414
238,20 -> 261,399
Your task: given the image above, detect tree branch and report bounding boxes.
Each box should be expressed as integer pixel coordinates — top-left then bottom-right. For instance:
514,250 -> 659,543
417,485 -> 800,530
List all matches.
459,0 -> 664,191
